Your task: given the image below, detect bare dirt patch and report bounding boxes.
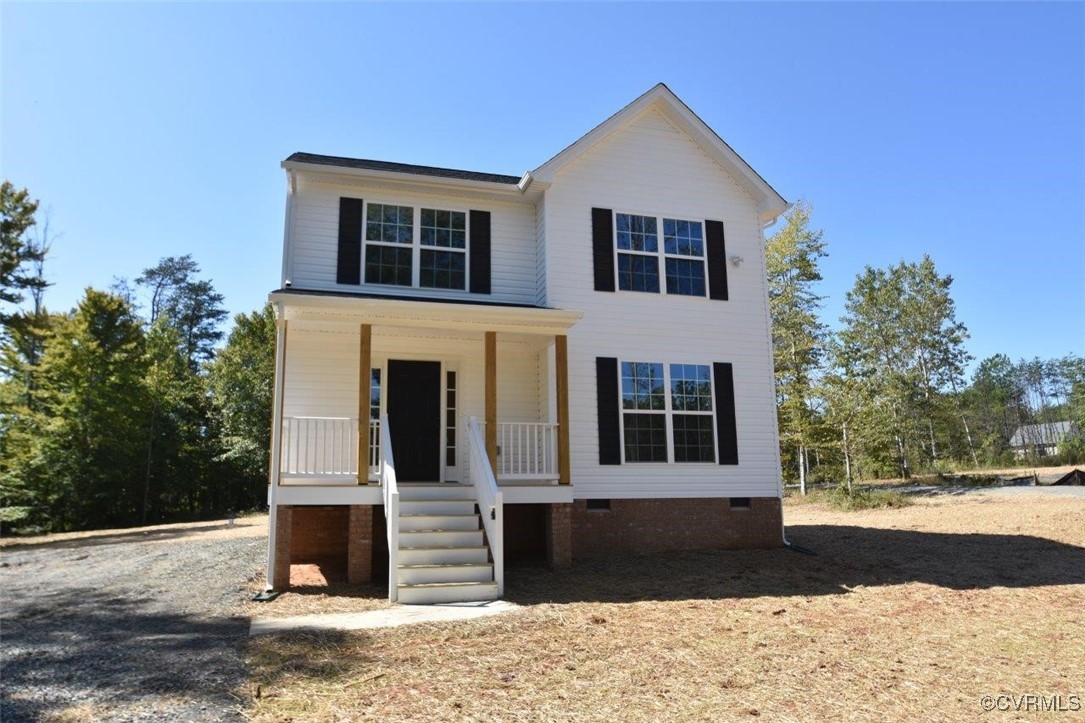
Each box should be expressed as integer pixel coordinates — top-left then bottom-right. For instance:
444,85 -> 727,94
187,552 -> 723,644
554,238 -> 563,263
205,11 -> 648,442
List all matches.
245,493 -> 1085,722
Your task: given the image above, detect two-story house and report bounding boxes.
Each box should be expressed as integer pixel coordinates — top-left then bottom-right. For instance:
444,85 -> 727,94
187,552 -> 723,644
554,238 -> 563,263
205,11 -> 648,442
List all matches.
266,84 -> 789,604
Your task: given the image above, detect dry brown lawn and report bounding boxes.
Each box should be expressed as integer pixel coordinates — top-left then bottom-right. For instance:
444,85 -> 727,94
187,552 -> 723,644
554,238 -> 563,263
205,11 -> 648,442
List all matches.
242,492 -> 1085,722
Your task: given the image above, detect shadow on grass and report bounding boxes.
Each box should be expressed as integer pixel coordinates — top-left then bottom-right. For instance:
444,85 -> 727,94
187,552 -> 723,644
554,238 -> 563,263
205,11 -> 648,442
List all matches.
505,526 -> 1085,605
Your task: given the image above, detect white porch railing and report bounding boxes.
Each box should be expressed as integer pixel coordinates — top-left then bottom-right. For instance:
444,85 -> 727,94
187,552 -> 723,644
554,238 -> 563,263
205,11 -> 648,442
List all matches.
496,422 -> 558,481
467,417 -> 504,596
379,414 -> 400,602
280,417 -> 379,478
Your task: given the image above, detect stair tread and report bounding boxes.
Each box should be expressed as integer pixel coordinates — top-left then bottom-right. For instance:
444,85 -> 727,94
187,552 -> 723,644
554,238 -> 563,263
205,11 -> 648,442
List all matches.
400,544 -> 488,550
399,560 -> 492,564
398,581 -> 498,589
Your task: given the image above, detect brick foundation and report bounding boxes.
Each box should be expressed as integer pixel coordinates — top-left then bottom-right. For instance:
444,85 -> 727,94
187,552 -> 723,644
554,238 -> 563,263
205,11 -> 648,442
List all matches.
290,506 -> 349,564
569,497 -> 782,559
347,505 -> 373,584
545,503 -> 572,569
270,504 -> 376,589
272,505 -> 293,590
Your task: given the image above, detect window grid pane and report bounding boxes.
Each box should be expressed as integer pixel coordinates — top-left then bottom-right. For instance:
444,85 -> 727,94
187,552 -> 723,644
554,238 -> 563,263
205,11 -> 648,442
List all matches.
621,362 -> 665,410
421,208 -> 467,249
364,245 -> 412,286
616,213 -> 658,252
617,253 -> 660,293
420,249 -> 466,290
663,218 -> 704,257
366,204 -> 414,245
670,363 -> 713,411
623,413 -> 668,462
672,414 -> 715,463
665,258 -> 706,296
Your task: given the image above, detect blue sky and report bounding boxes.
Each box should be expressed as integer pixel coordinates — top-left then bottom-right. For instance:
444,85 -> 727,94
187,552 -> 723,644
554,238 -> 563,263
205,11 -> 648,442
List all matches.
3,2 -> 1083,374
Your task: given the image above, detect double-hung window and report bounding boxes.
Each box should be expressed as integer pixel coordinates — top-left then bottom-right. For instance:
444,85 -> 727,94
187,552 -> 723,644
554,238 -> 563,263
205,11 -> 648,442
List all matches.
363,204 -> 468,290
614,212 -> 706,296
621,361 -> 716,463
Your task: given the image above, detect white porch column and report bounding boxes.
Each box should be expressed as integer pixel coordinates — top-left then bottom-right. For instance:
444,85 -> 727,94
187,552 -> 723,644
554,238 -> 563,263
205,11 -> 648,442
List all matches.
265,311 -> 288,590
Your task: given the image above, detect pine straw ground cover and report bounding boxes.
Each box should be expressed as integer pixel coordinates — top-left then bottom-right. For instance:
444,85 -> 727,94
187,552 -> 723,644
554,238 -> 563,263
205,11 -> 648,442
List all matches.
243,494 -> 1085,722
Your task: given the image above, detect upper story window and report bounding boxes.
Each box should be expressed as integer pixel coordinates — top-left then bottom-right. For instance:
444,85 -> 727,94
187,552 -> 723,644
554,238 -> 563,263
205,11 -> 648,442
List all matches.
614,212 -> 705,296
337,197 -> 491,294
592,208 -> 727,300
362,203 -> 468,290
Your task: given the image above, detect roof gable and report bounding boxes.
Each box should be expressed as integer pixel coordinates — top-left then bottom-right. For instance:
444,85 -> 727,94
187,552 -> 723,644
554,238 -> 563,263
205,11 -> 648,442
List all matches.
531,84 -> 789,223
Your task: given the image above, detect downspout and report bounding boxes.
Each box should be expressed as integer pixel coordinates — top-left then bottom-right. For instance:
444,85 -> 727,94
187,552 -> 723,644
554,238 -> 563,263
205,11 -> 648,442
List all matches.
755,205 -> 789,542
265,303 -> 288,590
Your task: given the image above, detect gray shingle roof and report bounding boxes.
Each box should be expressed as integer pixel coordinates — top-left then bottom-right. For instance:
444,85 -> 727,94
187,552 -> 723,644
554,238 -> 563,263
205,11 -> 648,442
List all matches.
1008,421 -> 1079,447
284,152 -> 521,185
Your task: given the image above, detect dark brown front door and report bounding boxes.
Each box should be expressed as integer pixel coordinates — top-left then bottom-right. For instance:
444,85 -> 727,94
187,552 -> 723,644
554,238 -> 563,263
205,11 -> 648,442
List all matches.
386,360 -> 442,482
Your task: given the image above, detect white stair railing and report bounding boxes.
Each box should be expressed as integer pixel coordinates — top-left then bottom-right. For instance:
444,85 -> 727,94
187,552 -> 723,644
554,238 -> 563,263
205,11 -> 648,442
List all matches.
378,414 -> 400,602
496,422 -> 558,480
467,417 -> 504,596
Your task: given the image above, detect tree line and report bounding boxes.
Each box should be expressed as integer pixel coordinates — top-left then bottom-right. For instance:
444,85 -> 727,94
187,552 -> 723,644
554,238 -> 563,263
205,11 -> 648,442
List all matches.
767,202 -> 1085,491
3,182 -> 1083,531
1,182 -> 275,533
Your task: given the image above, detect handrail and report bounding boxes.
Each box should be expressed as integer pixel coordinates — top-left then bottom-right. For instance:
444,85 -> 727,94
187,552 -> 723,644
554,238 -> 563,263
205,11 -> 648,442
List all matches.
467,416 -> 503,596
378,414 -> 399,602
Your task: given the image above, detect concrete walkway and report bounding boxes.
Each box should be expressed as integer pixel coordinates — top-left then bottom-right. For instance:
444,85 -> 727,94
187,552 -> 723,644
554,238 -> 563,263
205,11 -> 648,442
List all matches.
249,600 -> 519,636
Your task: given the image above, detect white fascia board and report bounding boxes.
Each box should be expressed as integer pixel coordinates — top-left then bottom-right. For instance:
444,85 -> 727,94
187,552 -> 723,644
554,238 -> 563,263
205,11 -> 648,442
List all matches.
281,160 -> 528,199
269,292 -> 583,336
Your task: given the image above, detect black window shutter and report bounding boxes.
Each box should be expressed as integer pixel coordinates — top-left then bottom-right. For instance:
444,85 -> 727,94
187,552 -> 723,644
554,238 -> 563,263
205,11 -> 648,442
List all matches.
592,208 -> 615,292
596,357 -> 621,465
705,219 -> 728,301
336,197 -> 364,285
713,362 -> 739,464
469,210 -> 491,294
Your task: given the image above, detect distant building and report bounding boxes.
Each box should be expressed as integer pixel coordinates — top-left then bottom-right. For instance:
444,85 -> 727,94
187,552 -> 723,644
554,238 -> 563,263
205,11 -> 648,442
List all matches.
1008,421 -> 1081,458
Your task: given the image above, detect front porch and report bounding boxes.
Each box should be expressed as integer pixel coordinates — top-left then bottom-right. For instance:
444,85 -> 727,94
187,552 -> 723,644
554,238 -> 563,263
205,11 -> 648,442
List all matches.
265,292 -> 581,601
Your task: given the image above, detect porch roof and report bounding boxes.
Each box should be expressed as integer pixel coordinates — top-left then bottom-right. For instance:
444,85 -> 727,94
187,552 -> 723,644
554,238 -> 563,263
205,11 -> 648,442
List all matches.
269,289 -> 582,335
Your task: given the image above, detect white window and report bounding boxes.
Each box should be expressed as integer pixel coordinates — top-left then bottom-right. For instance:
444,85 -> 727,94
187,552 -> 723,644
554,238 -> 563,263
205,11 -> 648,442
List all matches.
620,361 -> 716,463
614,213 -> 706,297
363,204 -> 468,290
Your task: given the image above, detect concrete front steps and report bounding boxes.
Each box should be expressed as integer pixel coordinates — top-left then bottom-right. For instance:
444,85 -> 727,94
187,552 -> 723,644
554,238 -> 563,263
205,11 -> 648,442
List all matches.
395,484 -> 499,605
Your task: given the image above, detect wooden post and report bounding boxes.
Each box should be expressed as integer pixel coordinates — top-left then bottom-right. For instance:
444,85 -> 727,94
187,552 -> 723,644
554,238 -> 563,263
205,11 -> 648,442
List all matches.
358,324 -> 372,484
555,335 -> 571,485
485,331 -> 498,473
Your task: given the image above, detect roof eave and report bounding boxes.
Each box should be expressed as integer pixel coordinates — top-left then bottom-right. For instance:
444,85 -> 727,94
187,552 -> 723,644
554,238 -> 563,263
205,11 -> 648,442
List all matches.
282,159 -> 529,197
269,290 -> 583,335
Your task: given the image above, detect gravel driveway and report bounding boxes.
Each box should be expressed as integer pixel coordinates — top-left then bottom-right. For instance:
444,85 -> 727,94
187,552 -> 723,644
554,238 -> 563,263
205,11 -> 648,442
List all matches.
1,524 -> 265,722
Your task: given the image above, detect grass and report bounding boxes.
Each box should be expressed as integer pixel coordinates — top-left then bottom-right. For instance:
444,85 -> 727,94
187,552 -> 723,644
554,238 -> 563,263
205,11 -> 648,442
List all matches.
242,493 -> 1085,721
786,486 -> 912,510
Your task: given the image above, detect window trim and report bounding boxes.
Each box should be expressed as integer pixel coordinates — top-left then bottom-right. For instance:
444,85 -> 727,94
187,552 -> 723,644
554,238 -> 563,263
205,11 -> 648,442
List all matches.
610,210 -> 708,297
617,358 -> 719,465
361,200 -> 471,291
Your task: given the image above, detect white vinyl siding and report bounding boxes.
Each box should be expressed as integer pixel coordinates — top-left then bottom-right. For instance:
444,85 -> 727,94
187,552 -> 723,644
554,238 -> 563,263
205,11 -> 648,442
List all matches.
287,179 -> 537,304
542,107 -> 781,499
